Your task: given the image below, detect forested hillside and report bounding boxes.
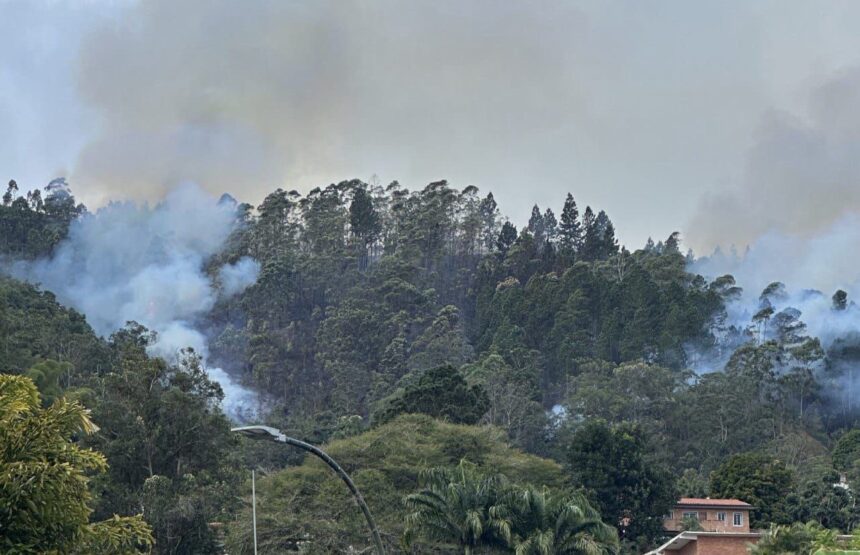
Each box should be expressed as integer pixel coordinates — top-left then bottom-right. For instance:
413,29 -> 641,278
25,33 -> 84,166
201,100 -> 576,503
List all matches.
205,180 -> 722,425
4,177 -> 860,554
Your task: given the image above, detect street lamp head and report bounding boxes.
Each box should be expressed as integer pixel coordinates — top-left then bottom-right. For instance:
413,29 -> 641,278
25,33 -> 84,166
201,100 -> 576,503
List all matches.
231,424 -> 385,554
231,425 -> 286,443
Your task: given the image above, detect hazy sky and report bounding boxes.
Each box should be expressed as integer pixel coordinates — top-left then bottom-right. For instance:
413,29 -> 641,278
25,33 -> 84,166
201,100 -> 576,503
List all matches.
3,0 -> 860,252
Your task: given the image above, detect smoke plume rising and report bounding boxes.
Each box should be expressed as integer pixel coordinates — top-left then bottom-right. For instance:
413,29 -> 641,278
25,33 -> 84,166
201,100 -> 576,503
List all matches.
8,183 -> 260,418
690,66 -> 860,252
71,0 -> 588,209
693,213 -> 860,314
688,213 -> 860,385
686,66 -> 860,378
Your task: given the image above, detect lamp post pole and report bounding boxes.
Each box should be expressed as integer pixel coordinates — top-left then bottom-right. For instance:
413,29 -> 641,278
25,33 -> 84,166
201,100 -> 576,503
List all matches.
232,425 -> 385,555
251,469 -> 257,555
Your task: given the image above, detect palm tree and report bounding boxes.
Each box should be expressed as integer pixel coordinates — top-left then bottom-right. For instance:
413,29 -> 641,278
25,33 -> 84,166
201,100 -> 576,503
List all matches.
507,486 -> 618,555
403,461 -> 512,554
749,522 -> 841,555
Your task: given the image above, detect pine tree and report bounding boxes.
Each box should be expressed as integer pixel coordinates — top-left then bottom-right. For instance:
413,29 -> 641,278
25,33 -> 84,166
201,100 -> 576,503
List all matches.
580,206 -> 599,261
558,193 -> 581,254
479,193 -> 500,252
603,219 -> 619,257
594,210 -> 619,259
496,221 -> 518,255
644,237 -> 655,252
349,185 -> 382,268
685,249 -> 695,264
527,205 -> 546,247
543,208 -> 558,245
349,185 -> 382,247
664,231 -> 681,254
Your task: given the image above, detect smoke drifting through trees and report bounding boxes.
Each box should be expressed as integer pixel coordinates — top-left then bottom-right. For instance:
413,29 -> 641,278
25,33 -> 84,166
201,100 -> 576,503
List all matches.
693,213 -> 860,346
688,214 -> 860,418
7,184 -> 259,417
683,67 -> 860,404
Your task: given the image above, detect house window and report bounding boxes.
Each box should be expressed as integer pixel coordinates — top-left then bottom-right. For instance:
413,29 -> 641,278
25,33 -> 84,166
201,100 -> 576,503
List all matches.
666,511 -> 674,519
717,512 -> 726,522
733,512 -> 743,526
682,512 -> 698,520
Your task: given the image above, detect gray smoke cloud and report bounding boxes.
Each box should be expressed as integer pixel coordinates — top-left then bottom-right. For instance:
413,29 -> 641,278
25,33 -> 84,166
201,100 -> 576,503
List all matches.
8,183 -> 260,418
686,66 -> 860,380
689,66 -> 860,252
9,1 -> 860,247
71,0 -> 592,211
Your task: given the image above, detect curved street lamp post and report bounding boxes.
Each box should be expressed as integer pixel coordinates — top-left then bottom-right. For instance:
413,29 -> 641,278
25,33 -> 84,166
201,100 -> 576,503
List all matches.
232,425 -> 386,555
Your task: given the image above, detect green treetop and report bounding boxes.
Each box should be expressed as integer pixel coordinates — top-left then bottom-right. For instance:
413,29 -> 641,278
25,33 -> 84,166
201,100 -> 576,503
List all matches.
0,374 -> 153,554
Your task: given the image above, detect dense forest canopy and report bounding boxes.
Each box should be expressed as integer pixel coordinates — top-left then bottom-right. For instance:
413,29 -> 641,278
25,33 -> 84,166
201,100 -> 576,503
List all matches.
4,176 -> 860,553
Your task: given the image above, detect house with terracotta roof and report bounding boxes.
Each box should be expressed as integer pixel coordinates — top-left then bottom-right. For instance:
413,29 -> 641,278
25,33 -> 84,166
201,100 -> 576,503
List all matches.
645,498 -> 761,555
665,498 -> 754,533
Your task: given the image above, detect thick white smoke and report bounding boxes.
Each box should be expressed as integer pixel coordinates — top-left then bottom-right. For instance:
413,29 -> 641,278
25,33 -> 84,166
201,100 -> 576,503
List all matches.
693,213 -> 860,313
9,183 -> 260,418
219,257 -> 262,298
690,213 -> 860,377
686,66 -> 860,376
